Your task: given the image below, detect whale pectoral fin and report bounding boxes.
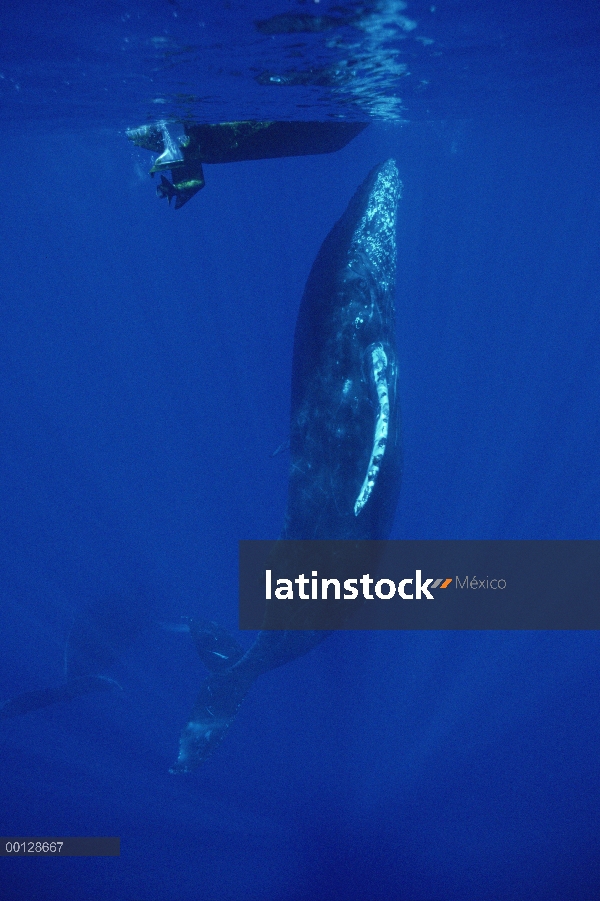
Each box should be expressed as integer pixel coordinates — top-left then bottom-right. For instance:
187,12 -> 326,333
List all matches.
170,668 -> 254,773
354,343 -> 391,516
0,676 -> 120,718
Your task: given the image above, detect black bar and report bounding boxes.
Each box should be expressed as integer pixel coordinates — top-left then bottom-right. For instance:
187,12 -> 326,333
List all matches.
240,539 -> 600,630
0,837 -> 120,856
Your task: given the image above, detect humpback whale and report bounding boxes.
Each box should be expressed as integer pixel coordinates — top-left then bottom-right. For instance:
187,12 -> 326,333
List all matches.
170,159 -> 402,773
0,594 -> 150,718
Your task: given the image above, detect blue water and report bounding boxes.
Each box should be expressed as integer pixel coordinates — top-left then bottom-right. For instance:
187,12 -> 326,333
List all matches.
1,2 -> 600,899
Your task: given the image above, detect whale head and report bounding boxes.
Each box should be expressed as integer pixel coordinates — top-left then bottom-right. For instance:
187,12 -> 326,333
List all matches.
285,160 -> 403,540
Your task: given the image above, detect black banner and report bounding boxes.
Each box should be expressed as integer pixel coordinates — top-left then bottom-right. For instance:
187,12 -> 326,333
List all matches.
239,540 -> 600,630
0,837 -> 120,856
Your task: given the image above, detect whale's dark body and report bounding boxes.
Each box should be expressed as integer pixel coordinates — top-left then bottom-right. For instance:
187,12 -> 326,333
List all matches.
284,159 -> 402,540
171,160 -> 403,772
0,595 -> 148,718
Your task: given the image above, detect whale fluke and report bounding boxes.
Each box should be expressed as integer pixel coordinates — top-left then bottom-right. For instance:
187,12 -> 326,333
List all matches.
0,675 -> 121,719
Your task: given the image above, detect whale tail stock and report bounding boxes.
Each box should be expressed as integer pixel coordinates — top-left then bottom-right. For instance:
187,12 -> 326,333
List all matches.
170,621 -> 329,772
